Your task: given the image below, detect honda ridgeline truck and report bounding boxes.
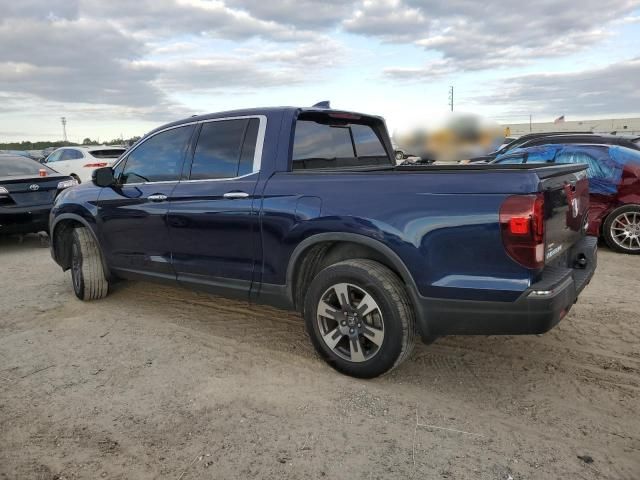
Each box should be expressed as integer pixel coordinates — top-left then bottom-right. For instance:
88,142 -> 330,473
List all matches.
50,105 -> 597,377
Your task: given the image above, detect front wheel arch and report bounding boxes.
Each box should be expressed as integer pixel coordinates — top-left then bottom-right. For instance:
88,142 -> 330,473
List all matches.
51,215 -> 111,277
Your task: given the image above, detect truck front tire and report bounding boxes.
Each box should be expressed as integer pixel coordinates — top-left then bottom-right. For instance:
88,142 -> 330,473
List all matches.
303,259 -> 416,378
70,227 -> 110,300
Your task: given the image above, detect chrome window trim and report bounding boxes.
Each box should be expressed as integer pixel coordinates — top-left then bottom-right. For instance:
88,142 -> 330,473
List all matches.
112,115 -> 267,185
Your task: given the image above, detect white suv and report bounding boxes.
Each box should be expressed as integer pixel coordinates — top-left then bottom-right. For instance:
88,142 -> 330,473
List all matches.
45,146 -> 127,183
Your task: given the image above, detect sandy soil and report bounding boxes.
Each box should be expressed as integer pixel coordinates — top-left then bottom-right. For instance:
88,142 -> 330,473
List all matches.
0,234 -> 638,479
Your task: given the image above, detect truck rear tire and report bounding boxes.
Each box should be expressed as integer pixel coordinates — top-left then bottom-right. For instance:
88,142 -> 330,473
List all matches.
303,259 -> 416,378
70,227 -> 110,300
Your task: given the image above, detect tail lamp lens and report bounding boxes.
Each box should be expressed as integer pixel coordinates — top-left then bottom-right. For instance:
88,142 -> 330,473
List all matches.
500,194 -> 545,269
83,162 -> 108,168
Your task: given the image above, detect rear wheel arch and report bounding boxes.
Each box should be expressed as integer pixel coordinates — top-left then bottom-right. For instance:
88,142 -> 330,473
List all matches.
286,233 -> 420,312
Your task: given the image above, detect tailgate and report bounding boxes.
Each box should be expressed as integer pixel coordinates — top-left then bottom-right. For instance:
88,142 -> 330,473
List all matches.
0,176 -> 64,208
537,165 -> 590,265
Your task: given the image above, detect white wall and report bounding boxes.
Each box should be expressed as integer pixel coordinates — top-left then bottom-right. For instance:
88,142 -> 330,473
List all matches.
502,117 -> 640,136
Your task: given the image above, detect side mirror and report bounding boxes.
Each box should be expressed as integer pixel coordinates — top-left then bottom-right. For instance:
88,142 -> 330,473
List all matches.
92,167 -> 115,187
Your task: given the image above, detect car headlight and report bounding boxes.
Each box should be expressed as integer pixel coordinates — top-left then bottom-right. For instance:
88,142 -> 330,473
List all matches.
0,186 -> 8,195
57,179 -> 78,190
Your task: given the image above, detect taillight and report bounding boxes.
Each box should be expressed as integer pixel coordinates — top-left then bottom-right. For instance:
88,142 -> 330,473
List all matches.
499,194 -> 545,269
83,162 -> 108,168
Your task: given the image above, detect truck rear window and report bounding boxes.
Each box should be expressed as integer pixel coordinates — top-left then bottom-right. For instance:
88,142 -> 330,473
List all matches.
292,119 -> 389,170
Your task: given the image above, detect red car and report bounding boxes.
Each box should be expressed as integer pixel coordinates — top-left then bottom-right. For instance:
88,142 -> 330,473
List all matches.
494,144 -> 640,254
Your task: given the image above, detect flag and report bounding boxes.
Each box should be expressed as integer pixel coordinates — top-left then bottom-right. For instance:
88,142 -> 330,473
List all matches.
554,115 -> 565,124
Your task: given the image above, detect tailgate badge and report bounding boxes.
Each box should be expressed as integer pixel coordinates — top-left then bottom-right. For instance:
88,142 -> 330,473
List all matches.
564,183 -> 579,218
571,198 -> 579,217
29,184 -> 40,191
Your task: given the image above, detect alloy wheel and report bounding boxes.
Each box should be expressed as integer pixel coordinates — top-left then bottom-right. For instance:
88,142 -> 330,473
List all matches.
610,211 -> 640,251
316,283 -> 385,363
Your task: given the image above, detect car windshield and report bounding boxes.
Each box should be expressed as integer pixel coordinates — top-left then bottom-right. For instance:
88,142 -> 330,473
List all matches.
0,155 -> 55,176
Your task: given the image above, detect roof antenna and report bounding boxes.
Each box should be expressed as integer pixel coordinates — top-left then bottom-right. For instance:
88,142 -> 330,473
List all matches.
312,100 -> 331,109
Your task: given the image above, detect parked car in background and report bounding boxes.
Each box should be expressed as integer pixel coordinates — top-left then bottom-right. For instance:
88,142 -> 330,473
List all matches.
0,154 -> 75,235
514,134 -> 640,151
45,146 -> 126,183
50,105 -> 596,378
41,146 -> 57,161
493,144 -> 640,254
473,132 -> 640,163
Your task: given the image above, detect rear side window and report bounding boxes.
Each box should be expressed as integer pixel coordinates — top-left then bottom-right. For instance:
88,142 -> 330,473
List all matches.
120,125 -> 193,184
495,155 -> 525,164
351,124 -> 387,157
60,149 -> 83,160
189,118 -> 259,180
292,119 -> 389,170
554,150 -> 613,179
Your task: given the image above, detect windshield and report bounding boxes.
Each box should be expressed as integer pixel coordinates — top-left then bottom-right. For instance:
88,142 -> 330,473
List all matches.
0,155 -> 55,176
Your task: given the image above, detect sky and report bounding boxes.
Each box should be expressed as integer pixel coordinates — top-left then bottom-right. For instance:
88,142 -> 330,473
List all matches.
0,0 -> 639,142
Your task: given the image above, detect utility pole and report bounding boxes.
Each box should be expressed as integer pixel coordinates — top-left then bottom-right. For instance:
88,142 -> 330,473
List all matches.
529,114 -> 532,133
448,86 -> 454,112
61,117 -> 68,142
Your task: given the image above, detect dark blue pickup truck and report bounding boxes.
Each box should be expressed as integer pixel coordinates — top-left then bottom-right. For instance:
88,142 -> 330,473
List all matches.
50,106 -> 597,377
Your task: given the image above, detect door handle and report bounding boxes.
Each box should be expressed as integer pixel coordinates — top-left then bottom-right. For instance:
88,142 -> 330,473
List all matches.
148,193 -> 168,202
223,191 -> 249,199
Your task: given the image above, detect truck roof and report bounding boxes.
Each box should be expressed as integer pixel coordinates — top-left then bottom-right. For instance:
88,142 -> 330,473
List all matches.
144,106 -> 385,138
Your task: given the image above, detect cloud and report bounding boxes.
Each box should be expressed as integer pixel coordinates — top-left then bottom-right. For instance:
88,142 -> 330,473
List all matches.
226,0 -> 357,29
154,39 -> 345,94
83,0 -> 315,42
347,0 -> 638,71
479,58 -> 640,117
383,60 -> 456,81
0,1 -> 341,122
0,18 -> 164,108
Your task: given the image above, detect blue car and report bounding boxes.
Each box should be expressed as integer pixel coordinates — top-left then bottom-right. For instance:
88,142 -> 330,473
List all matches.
50,106 -> 597,377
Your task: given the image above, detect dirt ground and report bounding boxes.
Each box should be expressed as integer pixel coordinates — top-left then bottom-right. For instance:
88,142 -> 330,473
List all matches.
0,234 -> 638,480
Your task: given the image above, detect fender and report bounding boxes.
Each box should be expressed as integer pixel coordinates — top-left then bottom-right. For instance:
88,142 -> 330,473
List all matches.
50,213 -> 112,278
284,232 -> 427,328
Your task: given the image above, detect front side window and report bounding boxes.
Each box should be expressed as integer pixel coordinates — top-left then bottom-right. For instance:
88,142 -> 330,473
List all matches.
46,150 -> 62,163
120,125 -> 193,184
292,119 -> 389,170
525,149 -> 554,163
189,118 -> 259,180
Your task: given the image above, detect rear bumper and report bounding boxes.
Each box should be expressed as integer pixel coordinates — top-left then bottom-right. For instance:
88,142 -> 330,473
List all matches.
417,236 -> 598,337
0,205 -> 51,234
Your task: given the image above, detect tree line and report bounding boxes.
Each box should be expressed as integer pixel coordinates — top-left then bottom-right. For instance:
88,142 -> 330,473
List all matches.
0,137 -> 142,150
